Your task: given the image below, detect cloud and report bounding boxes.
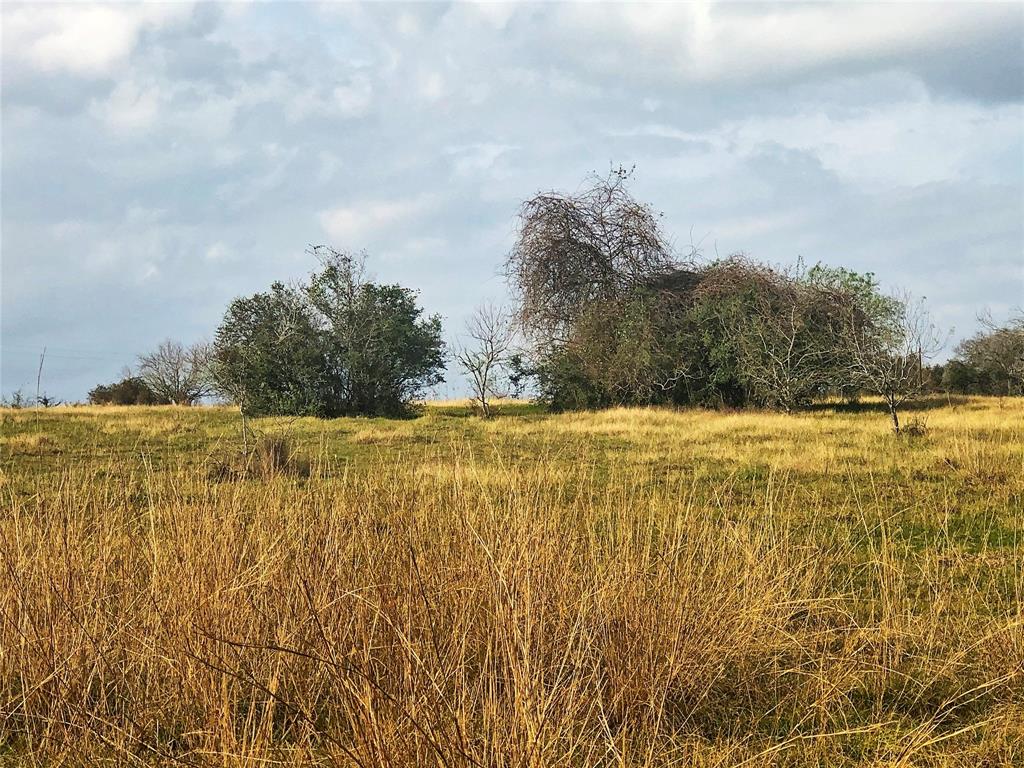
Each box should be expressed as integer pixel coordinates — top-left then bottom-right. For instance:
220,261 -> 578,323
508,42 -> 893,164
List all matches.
319,197 -> 435,246
333,73 -> 374,117
90,78 -> 162,132
445,143 -> 518,177
616,97 -> 1023,189
538,2 -> 1023,101
2,1 -> 1021,401
3,3 -> 194,76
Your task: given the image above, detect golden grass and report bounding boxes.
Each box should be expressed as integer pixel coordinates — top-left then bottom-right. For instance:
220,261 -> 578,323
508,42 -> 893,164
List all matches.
0,398 -> 1022,766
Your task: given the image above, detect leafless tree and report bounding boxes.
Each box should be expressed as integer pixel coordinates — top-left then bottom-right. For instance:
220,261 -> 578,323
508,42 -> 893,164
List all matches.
839,292 -> 944,434
138,339 -> 214,406
506,166 -> 679,345
956,310 -> 1024,395
456,304 -> 516,417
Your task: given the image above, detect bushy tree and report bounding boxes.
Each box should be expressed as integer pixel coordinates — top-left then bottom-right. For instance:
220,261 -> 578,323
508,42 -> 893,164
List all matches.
306,249 -> 446,416
214,249 -> 446,418
214,282 -> 331,418
89,376 -> 168,405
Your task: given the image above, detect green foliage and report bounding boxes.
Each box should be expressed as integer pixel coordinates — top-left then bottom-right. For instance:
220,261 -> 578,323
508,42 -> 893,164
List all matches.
214,250 -> 446,418
88,377 -> 169,405
215,282 -> 332,417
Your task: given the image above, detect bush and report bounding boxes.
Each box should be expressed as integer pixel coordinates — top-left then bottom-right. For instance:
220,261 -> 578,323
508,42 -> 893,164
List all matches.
207,435 -> 311,482
88,377 -> 169,405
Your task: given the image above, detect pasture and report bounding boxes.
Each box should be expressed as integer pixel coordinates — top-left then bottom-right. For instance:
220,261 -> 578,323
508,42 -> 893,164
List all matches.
1,398 -> 1021,766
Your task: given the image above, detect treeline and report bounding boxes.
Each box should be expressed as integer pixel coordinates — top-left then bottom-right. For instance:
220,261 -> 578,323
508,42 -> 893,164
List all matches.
82,168 -> 1021,432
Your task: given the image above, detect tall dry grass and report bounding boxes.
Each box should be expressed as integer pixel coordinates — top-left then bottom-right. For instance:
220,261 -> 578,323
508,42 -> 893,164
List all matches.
1,401 -> 1022,766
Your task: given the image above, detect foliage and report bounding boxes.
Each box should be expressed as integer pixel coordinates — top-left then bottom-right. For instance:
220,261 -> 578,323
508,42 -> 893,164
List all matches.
507,170 -> 950,426
214,248 -> 446,418
214,282 -> 332,417
88,376 -> 169,405
951,313 -> 1024,395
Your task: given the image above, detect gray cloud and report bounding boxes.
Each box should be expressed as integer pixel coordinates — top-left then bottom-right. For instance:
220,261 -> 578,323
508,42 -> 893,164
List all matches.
2,1 -> 1022,401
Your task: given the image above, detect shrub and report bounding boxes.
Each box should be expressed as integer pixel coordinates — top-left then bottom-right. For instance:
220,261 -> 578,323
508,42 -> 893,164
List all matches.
88,377 -> 169,405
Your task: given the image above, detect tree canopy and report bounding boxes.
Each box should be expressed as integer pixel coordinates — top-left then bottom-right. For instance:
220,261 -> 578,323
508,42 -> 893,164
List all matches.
214,248 -> 446,418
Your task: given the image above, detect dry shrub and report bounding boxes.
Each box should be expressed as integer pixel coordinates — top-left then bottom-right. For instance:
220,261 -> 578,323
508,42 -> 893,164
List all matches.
207,434 -> 311,481
902,416 -> 930,438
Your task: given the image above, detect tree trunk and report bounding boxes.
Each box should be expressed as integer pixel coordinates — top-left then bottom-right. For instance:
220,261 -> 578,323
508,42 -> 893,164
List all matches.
889,402 -> 900,434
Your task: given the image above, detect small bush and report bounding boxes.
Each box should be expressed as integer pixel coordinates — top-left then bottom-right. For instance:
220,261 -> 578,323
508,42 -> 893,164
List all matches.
902,416 -> 929,438
207,435 -> 311,482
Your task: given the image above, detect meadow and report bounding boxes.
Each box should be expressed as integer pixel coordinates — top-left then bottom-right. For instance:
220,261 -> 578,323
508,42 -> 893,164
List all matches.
1,397 -> 1021,766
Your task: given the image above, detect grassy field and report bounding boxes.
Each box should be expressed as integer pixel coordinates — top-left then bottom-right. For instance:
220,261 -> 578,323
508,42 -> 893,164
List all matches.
1,397 -> 1022,766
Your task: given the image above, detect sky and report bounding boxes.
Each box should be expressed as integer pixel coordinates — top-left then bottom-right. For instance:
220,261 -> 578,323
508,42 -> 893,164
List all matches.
2,1 -> 1023,402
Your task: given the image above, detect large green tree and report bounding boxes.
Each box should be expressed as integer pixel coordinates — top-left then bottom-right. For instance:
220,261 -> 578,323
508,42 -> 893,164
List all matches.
214,249 -> 446,418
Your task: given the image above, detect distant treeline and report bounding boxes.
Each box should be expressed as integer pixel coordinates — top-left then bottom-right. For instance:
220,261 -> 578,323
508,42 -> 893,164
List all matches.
79,167 -> 1021,433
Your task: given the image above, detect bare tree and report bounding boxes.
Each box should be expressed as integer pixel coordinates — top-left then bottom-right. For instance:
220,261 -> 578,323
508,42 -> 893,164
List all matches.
506,166 -> 678,345
456,304 -> 516,418
955,310 -> 1024,395
138,339 -> 214,406
839,292 -> 943,434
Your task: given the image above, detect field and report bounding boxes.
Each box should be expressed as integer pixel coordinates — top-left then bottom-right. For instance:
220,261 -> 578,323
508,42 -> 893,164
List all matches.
1,398 -> 1022,766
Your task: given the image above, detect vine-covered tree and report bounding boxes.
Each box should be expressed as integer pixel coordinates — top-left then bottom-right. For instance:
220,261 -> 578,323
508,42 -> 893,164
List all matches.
506,166 -> 677,344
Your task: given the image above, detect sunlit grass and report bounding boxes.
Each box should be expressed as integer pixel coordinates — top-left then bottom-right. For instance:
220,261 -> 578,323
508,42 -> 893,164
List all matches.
0,397 -> 1021,765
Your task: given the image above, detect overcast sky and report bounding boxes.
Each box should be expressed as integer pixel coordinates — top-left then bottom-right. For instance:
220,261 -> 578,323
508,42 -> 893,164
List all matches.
2,1 -> 1022,401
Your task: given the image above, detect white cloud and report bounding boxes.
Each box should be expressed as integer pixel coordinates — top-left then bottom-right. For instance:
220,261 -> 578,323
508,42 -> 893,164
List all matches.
544,2 -> 1020,88
216,144 -> 299,210
205,242 -> 235,262
445,143 -> 517,176
3,3 -> 194,76
319,197 -> 434,245
418,71 -> 446,102
617,98 -> 1023,189
317,151 -> 345,184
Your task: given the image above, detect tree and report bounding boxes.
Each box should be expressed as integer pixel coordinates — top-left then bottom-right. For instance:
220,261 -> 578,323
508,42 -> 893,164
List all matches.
953,313 -> 1024,395
839,292 -> 943,434
305,247 -> 447,416
89,374 -> 168,405
137,340 -> 214,406
506,166 -> 677,344
214,282 -> 330,419
692,258 -> 832,412
213,248 -> 446,418
456,304 -> 516,417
